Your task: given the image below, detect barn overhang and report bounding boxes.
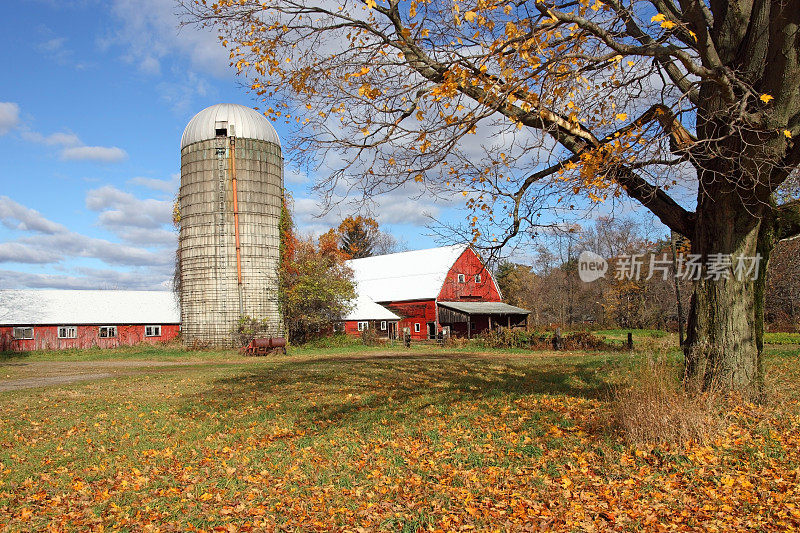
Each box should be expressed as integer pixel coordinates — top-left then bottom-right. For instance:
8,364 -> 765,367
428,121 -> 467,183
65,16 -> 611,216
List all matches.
437,301 -> 529,331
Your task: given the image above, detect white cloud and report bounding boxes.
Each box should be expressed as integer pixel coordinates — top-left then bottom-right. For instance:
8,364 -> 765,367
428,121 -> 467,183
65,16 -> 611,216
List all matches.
128,174 -> 180,195
0,243 -> 63,264
0,194 -> 172,284
16,103 -> 127,163
115,227 -> 177,247
0,102 -> 20,135
86,185 -> 173,230
21,130 -> 81,147
156,70 -> 211,112
0,196 -> 67,234
17,232 -> 168,267
108,0 -> 231,78
0,268 -> 170,291
36,33 -> 92,70
101,0 -> 228,111
284,165 -> 310,185
61,146 -> 127,163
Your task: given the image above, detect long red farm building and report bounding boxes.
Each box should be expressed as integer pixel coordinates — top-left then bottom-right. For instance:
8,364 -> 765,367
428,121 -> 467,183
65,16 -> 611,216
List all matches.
342,244 -> 529,340
0,290 -> 180,352
0,245 -> 527,351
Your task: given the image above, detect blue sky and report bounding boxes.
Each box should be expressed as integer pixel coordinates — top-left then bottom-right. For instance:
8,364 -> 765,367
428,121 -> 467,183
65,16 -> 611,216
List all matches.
0,0 -> 464,290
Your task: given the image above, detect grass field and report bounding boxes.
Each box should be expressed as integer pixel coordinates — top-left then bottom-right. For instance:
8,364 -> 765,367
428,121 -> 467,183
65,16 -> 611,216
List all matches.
1,342 -> 799,531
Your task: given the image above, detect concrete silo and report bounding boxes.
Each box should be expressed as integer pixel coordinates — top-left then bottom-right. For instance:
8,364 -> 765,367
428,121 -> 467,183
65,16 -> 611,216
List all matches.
179,103 -> 283,346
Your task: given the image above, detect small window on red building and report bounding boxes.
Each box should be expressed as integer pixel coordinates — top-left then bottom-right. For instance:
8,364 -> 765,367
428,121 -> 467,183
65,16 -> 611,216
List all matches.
99,326 -> 117,338
358,321 -> 369,331
474,274 -> 481,283
380,321 -> 387,330
58,326 -> 77,339
414,323 -> 420,332
13,327 -> 33,340
457,274 -> 465,283
145,325 -> 161,337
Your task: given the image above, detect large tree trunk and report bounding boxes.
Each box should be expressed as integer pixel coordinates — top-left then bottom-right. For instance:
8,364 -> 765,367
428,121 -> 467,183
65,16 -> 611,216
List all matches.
684,189 -> 777,396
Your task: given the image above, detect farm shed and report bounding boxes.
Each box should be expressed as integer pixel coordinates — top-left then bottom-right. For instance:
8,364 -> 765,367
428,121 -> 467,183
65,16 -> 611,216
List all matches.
0,290 -> 180,352
437,301 -> 530,339
343,244 -> 529,339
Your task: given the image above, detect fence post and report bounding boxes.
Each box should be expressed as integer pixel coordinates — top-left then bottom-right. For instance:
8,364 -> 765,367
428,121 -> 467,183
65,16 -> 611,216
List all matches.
627,332 -> 634,350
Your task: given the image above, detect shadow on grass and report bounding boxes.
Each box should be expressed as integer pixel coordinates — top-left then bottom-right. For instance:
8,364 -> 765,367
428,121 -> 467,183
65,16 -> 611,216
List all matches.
187,353 -> 620,431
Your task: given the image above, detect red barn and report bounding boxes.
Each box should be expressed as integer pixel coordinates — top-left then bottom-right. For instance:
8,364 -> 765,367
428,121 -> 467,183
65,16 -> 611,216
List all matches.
0,290 -> 180,352
343,245 -> 528,339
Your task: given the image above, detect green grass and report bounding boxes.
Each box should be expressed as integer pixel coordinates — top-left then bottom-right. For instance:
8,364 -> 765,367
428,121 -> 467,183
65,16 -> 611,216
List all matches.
1,344 -> 798,530
764,331 -> 800,344
594,328 -> 669,339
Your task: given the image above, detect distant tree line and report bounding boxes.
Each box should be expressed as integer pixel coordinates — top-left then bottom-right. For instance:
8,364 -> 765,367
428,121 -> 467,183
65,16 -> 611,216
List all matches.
496,218 -> 800,332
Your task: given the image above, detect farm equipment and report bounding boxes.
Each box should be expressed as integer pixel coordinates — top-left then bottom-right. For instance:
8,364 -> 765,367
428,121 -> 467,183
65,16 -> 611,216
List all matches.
241,337 -> 287,356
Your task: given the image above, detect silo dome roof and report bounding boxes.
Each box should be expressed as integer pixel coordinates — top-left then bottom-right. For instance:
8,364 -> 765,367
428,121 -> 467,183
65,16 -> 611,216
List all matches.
181,103 -> 281,149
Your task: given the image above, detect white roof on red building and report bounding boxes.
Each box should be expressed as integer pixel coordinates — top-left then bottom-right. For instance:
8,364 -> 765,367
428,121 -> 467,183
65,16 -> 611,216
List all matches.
346,244 -> 468,302
343,294 -> 400,321
0,290 -> 181,326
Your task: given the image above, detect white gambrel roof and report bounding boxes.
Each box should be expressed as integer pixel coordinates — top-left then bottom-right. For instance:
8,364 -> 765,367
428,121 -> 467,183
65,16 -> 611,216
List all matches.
181,103 -> 281,149
346,244 -> 468,302
0,290 -> 181,326
343,294 -> 400,321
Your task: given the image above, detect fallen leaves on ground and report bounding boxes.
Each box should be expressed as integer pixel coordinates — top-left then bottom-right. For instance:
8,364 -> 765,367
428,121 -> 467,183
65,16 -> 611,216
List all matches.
0,352 -> 798,531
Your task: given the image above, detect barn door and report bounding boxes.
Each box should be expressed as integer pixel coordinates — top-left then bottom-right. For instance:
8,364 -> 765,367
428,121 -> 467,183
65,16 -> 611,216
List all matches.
427,322 -> 436,340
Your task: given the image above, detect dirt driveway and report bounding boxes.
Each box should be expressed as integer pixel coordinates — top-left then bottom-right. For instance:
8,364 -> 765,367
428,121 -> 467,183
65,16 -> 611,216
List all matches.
0,360 -> 221,392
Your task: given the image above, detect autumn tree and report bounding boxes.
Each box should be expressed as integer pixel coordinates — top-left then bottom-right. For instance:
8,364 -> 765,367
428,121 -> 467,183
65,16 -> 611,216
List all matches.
338,215 -> 380,258
279,205 -> 356,344
184,0 -> 800,394
335,215 -> 405,257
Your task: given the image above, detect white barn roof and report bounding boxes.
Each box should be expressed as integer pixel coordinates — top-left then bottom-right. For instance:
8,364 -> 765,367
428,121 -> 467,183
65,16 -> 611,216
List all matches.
346,244 -> 468,302
181,103 -> 281,149
343,295 -> 400,321
0,290 -> 181,326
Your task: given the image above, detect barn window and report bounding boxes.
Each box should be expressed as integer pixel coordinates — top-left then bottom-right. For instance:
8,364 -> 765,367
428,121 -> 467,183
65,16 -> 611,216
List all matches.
414,323 -> 420,333
380,321 -> 387,331
58,326 -> 77,339
145,325 -> 161,337
457,274 -> 465,283
12,327 -> 33,340
99,326 -> 117,338
474,274 -> 481,283
358,321 -> 369,331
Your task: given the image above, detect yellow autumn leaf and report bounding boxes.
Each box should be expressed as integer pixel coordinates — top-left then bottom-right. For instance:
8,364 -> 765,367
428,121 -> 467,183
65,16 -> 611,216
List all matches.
760,94 -> 774,104
505,21 -> 517,37
651,13 -> 665,22
365,0 -> 377,9
784,129 -> 793,139
660,20 -> 676,29
464,11 -> 476,23
615,113 -> 628,121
